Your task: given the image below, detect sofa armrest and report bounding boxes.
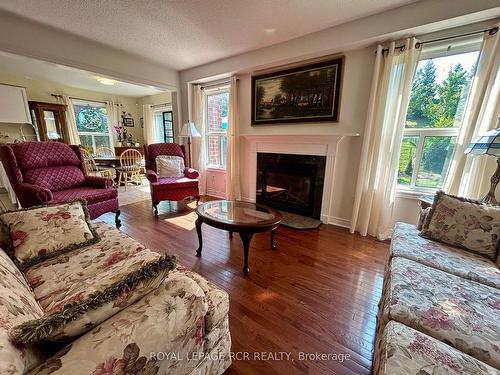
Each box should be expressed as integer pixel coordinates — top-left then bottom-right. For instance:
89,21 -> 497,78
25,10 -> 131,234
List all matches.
18,183 -> 53,203
146,169 -> 158,183
184,167 -> 199,179
85,176 -> 113,189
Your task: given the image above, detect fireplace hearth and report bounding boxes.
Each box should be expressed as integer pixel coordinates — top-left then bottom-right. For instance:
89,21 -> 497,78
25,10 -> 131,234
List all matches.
256,153 -> 326,219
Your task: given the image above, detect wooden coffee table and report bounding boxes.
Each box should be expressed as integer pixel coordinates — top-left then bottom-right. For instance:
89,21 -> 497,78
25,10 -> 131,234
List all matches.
195,200 -> 283,275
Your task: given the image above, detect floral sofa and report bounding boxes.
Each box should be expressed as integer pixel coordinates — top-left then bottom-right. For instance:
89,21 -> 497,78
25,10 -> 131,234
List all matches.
0,221 -> 231,375
374,221 -> 500,374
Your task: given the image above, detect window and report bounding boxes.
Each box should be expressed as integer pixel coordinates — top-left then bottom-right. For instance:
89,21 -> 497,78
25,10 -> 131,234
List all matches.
154,110 -> 174,143
397,42 -> 480,191
205,90 -> 229,169
73,100 -> 112,154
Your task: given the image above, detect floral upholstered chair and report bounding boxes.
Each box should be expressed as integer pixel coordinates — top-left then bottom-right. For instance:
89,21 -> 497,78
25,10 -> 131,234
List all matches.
0,141 -> 121,226
144,143 -> 200,215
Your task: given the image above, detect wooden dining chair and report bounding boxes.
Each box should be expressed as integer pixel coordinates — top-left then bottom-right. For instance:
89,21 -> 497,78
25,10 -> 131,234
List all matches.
117,149 -> 143,191
95,145 -> 115,158
81,149 -> 116,180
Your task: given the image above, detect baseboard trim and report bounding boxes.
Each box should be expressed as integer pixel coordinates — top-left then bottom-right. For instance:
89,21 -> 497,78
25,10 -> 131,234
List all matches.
322,215 -> 351,229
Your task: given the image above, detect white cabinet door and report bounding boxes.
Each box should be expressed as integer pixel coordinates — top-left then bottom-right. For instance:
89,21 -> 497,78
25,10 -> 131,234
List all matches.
0,84 -> 30,123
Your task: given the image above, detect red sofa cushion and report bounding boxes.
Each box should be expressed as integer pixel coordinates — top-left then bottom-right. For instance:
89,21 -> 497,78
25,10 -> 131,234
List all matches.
11,141 -> 81,170
24,166 -> 85,191
151,177 -> 198,191
52,186 -> 118,205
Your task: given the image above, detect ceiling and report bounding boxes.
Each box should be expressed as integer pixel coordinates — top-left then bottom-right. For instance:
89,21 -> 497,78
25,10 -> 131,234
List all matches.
0,51 -> 166,97
0,0 -> 419,71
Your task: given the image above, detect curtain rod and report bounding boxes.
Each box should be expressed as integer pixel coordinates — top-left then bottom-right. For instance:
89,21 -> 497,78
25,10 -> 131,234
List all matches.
415,25 -> 498,49
50,94 -> 123,106
377,25 -> 498,55
149,102 -> 170,108
196,78 -> 238,90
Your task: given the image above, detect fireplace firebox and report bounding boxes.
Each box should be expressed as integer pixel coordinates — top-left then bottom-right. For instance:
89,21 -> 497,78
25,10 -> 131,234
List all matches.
256,153 -> 326,219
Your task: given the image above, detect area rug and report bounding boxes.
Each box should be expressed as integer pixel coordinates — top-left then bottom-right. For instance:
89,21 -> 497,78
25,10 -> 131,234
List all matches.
280,211 -> 322,230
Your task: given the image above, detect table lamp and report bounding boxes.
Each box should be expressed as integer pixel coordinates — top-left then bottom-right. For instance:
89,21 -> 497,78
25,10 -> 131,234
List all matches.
464,126 -> 500,205
179,120 -> 201,167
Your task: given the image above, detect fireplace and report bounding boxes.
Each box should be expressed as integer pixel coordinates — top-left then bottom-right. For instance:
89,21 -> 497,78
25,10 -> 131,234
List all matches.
256,153 -> 326,219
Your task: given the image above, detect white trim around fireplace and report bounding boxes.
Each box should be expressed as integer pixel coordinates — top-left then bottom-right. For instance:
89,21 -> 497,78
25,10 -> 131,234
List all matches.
240,133 -> 359,225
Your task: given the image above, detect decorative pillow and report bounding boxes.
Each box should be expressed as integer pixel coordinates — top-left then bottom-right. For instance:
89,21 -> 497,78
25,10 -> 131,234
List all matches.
9,255 -> 176,344
416,207 -> 431,231
156,155 -> 185,177
0,200 -> 99,269
421,191 -> 500,260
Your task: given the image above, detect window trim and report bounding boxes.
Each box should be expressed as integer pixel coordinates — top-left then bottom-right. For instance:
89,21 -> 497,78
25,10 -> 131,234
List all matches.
398,128 -> 459,193
204,89 -> 229,170
397,42 -> 481,194
72,99 -> 113,154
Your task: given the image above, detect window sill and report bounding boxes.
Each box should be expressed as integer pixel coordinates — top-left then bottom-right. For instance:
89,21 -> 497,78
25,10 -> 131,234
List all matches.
396,188 -> 436,200
206,167 -> 227,172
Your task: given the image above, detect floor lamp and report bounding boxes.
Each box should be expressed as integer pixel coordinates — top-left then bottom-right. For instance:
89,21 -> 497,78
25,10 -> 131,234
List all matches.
465,126 -> 500,205
179,120 -> 201,167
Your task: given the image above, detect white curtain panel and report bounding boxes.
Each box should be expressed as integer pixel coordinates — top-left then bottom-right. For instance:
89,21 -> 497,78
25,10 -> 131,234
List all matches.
142,104 -> 155,145
444,27 -> 500,199
192,85 -> 207,194
105,101 -> 119,147
59,95 -> 80,145
226,76 -> 241,200
350,38 -> 421,240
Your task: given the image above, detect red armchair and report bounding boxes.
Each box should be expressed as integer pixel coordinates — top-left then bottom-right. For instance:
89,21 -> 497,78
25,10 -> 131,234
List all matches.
0,141 -> 121,226
144,143 -> 200,215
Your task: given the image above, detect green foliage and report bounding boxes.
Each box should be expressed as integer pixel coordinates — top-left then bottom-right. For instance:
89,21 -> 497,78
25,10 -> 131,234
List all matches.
406,60 -> 472,129
435,64 -> 469,120
407,60 -> 437,122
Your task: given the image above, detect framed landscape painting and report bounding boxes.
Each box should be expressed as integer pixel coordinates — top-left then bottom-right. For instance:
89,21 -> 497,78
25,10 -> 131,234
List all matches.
252,57 -> 343,125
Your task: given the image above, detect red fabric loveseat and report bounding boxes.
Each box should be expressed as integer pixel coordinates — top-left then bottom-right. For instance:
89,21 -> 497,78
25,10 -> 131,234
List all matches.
144,143 -> 200,215
0,141 -> 120,226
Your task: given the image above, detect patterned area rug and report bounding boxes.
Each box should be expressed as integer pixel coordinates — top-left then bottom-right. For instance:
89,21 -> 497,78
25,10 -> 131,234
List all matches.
280,211 -> 322,230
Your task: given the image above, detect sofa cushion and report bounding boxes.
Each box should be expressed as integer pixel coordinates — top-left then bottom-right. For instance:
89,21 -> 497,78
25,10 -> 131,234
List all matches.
51,185 -> 118,205
24,166 -> 86,192
152,176 -> 199,191
421,191 -> 500,260
12,223 -> 176,343
375,321 -> 499,375
0,200 -> 99,268
10,141 -> 81,171
392,222 -> 500,289
0,249 -> 46,374
379,257 -> 500,369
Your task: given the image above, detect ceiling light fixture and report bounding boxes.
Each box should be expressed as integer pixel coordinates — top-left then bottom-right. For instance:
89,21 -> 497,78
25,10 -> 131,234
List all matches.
264,28 -> 276,35
97,77 -> 116,86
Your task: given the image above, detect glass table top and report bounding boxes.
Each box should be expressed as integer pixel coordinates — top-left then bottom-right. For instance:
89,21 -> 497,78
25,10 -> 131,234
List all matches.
196,200 -> 282,226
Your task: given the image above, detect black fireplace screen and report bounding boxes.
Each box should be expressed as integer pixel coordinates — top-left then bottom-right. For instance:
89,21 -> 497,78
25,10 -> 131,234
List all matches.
256,153 -> 326,218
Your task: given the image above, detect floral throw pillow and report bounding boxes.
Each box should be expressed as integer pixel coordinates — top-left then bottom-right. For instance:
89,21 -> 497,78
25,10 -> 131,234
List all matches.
156,155 -> 185,177
0,200 -> 99,268
9,254 -> 176,344
421,191 -> 500,260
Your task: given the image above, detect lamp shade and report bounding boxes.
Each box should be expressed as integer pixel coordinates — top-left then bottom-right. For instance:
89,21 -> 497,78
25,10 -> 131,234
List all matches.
179,121 -> 201,138
465,128 -> 500,157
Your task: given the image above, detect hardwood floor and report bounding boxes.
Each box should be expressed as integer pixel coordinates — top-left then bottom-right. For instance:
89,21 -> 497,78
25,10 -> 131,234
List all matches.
100,198 -> 389,375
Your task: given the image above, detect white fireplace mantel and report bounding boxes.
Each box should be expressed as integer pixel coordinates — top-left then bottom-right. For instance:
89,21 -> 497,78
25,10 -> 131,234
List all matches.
240,133 -> 359,225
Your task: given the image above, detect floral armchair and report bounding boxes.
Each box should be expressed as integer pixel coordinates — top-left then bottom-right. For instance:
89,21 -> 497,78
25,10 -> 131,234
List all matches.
0,142 -> 120,226
144,143 -> 200,215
